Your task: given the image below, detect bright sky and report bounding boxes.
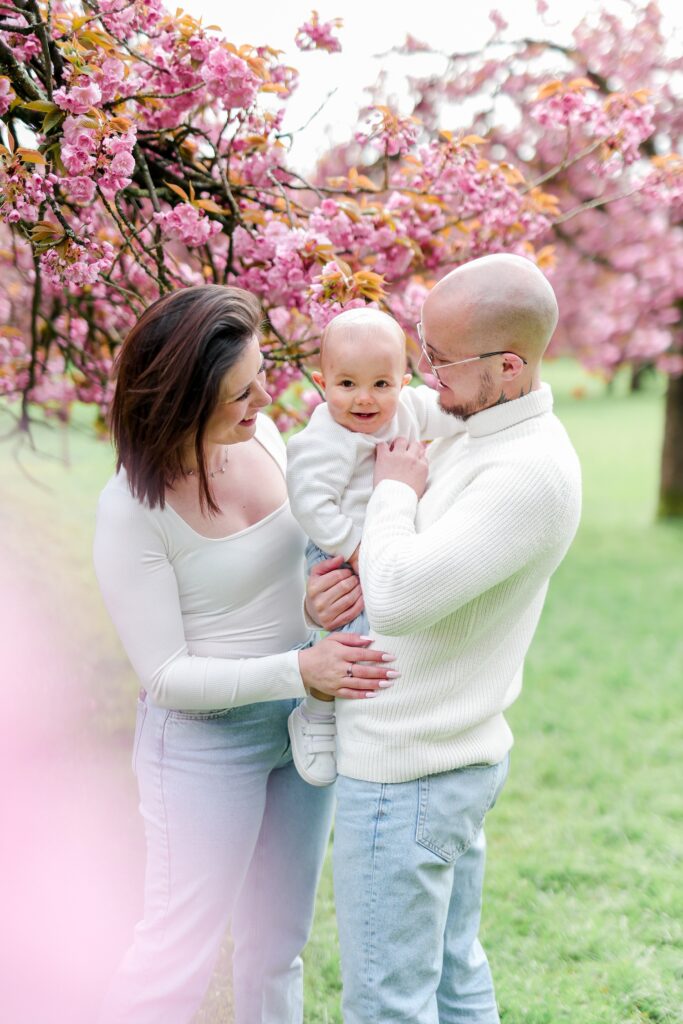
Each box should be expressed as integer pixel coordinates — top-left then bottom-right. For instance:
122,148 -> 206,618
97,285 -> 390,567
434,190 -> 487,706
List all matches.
190,0 -> 681,171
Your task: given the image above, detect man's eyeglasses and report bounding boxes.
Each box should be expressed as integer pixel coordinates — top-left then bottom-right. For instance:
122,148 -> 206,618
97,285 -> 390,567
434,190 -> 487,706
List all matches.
416,322 -> 527,384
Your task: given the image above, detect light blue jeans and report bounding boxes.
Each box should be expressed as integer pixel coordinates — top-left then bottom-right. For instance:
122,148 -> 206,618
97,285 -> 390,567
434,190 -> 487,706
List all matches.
333,755 -> 510,1024
99,695 -> 335,1024
306,541 -> 369,635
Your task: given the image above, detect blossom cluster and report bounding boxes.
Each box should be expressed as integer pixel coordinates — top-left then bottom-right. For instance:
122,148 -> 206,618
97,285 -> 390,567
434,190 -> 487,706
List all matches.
295,11 -> 343,53
0,0 -> 681,423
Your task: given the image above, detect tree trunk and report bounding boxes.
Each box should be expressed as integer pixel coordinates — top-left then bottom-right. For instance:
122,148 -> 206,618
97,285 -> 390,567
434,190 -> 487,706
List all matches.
658,374 -> 683,518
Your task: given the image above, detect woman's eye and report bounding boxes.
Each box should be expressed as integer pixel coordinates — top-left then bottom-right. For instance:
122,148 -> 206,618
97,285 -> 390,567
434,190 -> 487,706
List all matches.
238,387 -> 251,401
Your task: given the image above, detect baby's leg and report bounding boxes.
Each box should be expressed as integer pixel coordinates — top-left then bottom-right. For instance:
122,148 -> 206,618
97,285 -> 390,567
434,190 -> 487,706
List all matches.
287,543 -> 343,787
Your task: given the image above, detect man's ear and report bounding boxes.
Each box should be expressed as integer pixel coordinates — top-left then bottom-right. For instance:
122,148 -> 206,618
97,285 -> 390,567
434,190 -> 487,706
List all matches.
311,370 -> 326,390
401,372 -> 413,387
500,353 -> 526,380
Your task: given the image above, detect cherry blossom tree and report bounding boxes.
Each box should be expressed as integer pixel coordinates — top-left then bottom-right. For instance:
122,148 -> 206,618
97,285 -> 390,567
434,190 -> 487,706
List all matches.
363,1 -> 683,515
1,1 -> 681,513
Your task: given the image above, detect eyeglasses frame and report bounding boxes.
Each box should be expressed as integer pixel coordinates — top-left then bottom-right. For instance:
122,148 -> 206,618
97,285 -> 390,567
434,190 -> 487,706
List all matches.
416,321 -> 527,384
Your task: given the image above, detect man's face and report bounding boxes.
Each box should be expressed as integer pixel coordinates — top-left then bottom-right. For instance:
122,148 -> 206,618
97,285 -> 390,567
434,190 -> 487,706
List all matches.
417,311 -> 499,420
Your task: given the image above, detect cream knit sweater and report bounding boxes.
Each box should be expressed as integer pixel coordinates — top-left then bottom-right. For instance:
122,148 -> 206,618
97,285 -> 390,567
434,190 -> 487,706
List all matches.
337,384 -> 582,783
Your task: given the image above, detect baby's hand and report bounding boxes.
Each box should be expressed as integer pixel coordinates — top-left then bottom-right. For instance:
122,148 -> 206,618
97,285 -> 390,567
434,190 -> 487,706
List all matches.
348,545 -> 360,575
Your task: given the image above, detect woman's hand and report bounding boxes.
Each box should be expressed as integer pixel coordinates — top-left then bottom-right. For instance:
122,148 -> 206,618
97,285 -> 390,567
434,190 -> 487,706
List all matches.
305,555 -> 364,631
298,633 -> 398,700
374,437 -> 429,498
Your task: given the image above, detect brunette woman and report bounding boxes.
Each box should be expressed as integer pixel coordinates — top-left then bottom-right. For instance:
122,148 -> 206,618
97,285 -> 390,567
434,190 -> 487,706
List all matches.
93,285 -> 395,1023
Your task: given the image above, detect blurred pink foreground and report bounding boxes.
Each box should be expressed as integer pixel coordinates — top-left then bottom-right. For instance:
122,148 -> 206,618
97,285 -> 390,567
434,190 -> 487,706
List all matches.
1,543 -> 143,1024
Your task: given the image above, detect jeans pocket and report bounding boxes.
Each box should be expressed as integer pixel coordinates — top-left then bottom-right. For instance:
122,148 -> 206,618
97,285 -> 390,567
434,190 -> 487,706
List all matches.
415,757 -> 509,863
131,698 -> 148,775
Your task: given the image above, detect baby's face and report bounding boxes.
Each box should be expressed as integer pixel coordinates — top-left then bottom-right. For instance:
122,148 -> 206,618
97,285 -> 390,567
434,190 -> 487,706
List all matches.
315,326 -> 411,434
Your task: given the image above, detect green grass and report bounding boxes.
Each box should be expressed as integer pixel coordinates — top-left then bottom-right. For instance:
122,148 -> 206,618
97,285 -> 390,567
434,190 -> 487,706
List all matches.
2,361 -> 682,1023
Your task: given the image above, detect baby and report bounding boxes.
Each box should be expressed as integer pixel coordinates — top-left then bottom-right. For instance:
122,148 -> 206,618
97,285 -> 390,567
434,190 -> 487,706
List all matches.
286,307 -> 465,786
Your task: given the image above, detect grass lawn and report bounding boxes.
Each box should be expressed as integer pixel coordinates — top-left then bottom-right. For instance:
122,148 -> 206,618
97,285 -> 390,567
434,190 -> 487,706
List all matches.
2,361 -> 682,1023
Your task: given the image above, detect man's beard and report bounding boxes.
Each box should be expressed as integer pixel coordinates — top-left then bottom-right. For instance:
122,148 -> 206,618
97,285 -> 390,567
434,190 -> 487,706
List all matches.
438,369 -> 496,420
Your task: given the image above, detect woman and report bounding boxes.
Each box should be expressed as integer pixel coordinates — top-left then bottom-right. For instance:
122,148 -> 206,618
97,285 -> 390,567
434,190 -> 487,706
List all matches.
93,285 -> 396,1024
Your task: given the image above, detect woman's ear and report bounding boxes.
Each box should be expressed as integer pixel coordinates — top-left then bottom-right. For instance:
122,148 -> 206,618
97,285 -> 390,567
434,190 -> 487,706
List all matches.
312,370 -> 326,390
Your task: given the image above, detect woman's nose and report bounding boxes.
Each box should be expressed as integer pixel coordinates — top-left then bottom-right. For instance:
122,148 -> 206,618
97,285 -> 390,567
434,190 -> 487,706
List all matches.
255,380 -> 271,406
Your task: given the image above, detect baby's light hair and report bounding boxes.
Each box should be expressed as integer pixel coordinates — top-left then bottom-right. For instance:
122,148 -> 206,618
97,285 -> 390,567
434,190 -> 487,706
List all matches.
319,307 -> 405,365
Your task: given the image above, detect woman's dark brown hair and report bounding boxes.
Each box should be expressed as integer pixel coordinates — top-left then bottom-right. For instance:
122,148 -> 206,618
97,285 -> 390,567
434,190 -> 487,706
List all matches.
110,284 -> 262,514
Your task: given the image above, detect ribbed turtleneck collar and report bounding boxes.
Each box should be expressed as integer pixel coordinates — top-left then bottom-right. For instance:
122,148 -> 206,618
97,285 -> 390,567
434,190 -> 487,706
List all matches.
464,383 -> 553,438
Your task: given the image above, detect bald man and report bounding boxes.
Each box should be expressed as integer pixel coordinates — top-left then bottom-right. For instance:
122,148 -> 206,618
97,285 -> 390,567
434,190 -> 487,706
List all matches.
328,255 -> 582,1023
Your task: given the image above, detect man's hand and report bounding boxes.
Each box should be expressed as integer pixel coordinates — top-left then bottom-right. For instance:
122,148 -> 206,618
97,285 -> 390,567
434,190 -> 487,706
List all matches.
374,438 -> 429,498
305,555 -> 364,632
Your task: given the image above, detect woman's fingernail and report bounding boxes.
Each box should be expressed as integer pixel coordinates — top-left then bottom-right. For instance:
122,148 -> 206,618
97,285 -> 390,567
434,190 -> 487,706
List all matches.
365,691 -> 378,698
381,653 -> 396,662
359,635 -> 373,641
378,680 -> 395,689
385,670 -> 400,679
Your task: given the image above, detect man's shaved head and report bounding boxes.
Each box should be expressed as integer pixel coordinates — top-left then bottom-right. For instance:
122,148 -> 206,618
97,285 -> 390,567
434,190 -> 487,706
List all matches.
419,254 -> 558,419
424,254 -> 558,368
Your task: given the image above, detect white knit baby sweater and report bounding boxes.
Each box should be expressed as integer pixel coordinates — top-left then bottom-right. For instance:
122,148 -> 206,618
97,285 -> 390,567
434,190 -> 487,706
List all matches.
337,384 -> 582,783
286,385 -> 465,560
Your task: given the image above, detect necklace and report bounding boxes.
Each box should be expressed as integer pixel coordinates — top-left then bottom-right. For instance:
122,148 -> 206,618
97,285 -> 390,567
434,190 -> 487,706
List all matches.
185,447 -> 229,478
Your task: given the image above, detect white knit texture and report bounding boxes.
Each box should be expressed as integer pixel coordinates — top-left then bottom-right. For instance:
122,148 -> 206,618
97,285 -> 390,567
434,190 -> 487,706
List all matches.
337,384 -> 582,783
286,385 -> 465,560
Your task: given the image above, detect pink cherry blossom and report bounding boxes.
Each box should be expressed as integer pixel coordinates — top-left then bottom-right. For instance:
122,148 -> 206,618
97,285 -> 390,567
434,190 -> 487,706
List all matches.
295,12 -> 343,54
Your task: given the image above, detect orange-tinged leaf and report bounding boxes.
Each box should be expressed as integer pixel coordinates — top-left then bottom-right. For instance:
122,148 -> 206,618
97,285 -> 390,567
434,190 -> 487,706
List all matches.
499,162 -> 525,184
165,181 -> 190,202
194,198 -> 226,214
240,209 -> 267,225
260,82 -> 288,94
348,167 -> 379,191
17,148 -> 46,165
536,80 -> 564,100
460,134 -> 486,146
568,77 -> 598,91
535,244 -> 556,269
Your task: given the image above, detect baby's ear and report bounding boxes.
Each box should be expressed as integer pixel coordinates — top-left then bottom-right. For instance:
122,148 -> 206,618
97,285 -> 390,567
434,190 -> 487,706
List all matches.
311,370 -> 326,390
401,372 -> 413,387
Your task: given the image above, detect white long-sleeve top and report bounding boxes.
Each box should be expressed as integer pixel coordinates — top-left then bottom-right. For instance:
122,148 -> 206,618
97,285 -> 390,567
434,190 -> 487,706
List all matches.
286,385 -> 466,560
337,384 -> 582,783
93,414 -> 309,711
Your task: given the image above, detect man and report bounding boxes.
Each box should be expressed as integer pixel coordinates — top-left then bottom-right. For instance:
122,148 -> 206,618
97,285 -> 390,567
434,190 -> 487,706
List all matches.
331,253 -> 582,1023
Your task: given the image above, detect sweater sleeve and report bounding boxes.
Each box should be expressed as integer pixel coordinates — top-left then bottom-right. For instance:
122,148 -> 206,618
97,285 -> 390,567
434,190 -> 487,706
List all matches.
360,456 -> 573,636
286,411 -> 363,560
93,484 -> 305,710
400,385 -> 467,441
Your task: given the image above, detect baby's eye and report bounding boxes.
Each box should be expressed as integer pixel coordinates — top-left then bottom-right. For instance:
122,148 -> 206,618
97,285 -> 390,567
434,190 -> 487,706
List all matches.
375,380 -> 390,388
339,379 -> 355,388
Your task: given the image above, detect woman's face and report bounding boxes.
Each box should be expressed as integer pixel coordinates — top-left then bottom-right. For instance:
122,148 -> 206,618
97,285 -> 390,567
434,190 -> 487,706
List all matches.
205,335 -> 271,446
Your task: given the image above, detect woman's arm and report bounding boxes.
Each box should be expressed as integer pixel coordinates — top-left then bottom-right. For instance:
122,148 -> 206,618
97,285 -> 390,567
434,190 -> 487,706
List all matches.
93,486 -> 306,709
94,485 -> 392,707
